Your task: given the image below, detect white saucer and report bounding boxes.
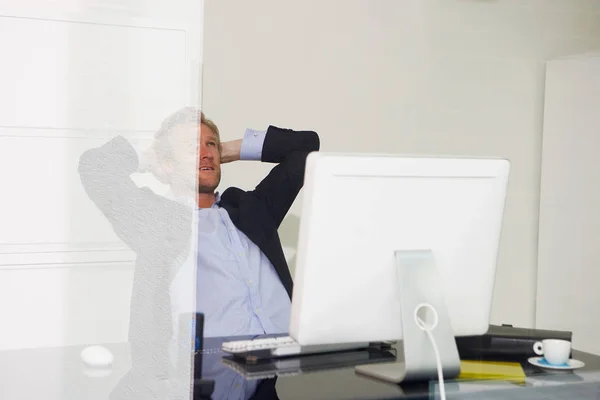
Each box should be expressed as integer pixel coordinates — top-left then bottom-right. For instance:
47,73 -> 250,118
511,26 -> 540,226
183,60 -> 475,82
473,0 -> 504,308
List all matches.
528,357 -> 585,371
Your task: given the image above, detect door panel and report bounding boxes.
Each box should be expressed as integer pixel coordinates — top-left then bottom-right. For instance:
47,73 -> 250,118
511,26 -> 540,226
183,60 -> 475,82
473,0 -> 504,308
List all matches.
0,0 -> 203,355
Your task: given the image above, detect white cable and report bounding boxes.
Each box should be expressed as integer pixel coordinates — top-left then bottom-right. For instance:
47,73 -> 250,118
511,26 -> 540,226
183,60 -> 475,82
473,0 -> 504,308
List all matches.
416,306 -> 446,400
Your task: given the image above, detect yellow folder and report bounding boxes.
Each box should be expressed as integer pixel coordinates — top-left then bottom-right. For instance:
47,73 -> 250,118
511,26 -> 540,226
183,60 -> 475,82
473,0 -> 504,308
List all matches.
458,360 -> 526,383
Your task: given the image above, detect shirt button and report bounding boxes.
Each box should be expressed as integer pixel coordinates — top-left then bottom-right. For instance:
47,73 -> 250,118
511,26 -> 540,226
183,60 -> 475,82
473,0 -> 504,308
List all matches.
256,308 -> 261,313
248,280 -> 253,285
238,252 -> 244,257
253,132 -> 258,137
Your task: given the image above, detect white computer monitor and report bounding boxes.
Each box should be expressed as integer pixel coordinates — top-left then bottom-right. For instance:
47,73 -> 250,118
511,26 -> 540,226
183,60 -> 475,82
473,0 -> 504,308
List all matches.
289,152 -> 510,349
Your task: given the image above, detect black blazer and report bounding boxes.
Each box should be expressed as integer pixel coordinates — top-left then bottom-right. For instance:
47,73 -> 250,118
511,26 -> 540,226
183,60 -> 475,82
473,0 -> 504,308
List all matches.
219,126 -> 319,298
78,125 -> 319,399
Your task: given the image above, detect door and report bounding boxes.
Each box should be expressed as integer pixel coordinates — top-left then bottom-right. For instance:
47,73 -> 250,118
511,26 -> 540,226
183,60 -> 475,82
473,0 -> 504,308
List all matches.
537,54 -> 600,356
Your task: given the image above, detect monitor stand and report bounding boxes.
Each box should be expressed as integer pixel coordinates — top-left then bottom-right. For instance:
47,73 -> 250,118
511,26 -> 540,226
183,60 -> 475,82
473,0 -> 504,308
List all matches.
355,250 -> 461,383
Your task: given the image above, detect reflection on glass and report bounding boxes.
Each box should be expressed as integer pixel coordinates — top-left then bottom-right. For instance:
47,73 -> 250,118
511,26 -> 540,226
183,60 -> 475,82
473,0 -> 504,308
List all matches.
78,108 -> 202,399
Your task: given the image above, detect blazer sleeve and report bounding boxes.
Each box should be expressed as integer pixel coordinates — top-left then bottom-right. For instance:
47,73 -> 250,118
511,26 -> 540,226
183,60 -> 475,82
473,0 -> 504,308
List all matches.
77,136 -> 186,254
251,125 -> 320,228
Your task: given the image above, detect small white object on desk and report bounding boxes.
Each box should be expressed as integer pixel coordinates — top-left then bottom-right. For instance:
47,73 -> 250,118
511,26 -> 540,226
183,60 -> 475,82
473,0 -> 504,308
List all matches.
80,345 -> 114,368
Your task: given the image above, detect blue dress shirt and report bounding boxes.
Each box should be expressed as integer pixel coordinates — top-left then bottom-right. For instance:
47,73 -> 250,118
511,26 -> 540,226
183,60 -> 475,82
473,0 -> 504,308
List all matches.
196,128 -> 292,338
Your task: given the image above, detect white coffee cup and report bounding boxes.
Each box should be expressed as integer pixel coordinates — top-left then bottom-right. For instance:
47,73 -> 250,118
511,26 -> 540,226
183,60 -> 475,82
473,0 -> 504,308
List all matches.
533,339 -> 571,365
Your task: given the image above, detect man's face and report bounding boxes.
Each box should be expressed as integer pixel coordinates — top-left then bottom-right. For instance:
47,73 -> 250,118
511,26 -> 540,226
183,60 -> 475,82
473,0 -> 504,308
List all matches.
166,123 -> 221,193
197,123 -> 221,193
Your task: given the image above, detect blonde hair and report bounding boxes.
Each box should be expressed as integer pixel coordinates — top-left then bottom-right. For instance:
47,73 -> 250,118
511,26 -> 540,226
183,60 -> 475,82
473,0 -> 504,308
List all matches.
154,107 -> 221,161
201,112 -> 220,141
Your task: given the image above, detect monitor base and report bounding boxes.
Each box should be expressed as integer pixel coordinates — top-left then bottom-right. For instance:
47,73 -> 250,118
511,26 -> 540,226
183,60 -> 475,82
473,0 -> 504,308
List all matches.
355,250 -> 461,383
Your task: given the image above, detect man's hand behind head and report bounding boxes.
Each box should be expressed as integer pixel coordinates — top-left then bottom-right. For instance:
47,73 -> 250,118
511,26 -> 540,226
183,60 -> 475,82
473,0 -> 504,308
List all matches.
219,139 -> 242,164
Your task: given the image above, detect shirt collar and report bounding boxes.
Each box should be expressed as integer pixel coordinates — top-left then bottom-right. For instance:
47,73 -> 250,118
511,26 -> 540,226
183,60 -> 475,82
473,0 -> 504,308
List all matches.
165,190 -> 221,209
212,192 -> 222,209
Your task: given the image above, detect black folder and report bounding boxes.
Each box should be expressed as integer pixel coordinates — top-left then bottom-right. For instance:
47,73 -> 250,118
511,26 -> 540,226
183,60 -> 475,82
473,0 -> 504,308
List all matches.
455,324 -> 573,360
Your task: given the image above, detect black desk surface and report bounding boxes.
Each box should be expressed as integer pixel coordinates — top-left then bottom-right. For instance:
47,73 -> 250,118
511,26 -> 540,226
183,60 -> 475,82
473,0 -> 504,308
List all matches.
1,336 -> 600,400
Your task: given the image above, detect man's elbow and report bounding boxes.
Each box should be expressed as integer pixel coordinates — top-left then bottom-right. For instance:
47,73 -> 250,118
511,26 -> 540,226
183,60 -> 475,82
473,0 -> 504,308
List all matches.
304,130 -> 320,153
77,148 -> 96,178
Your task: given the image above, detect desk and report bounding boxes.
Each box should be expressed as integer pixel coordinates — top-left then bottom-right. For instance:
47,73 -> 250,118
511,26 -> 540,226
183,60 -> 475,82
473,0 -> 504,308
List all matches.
1,338 -> 600,400
214,338 -> 600,400
271,349 -> 600,399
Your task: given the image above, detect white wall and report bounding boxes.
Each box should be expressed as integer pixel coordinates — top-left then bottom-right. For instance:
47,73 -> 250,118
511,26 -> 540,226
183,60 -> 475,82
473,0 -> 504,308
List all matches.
202,0 -> 600,328
537,55 -> 600,355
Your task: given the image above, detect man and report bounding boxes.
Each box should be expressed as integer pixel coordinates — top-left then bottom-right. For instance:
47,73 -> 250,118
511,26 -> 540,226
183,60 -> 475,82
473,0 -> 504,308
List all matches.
144,107 -> 319,336
78,107 -> 319,398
